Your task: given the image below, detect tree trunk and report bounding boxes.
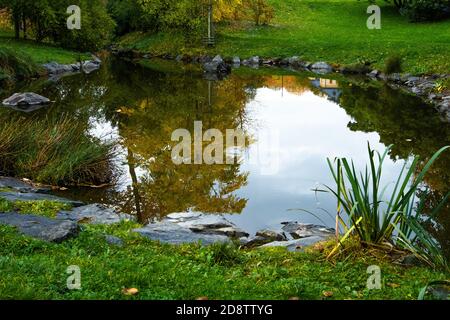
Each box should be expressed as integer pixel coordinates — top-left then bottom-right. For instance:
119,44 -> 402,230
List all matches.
14,15 -> 20,39
22,16 -> 27,39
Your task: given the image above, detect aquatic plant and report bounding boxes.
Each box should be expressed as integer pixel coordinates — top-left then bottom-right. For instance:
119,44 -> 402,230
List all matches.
325,143 -> 449,270
0,116 -> 116,186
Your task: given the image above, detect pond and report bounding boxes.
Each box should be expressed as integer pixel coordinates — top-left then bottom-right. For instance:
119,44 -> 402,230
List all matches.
1,56 -> 449,256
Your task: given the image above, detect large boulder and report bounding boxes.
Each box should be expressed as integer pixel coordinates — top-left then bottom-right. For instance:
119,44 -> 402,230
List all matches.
0,213 -> 79,243
2,92 -> 50,107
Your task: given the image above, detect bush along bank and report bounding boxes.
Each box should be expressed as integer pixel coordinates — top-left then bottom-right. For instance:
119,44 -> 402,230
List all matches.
112,48 -> 450,122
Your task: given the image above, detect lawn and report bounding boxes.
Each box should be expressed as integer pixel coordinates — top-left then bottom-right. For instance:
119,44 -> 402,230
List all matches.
0,29 -> 89,64
0,207 -> 447,300
118,0 -> 450,74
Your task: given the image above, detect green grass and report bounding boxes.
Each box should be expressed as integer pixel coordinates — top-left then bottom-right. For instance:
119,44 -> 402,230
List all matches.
0,197 -> 72,218
0,221 -> 448,300
0,47 -> 40,85
0,29 -> 90,64
118,0 -> 450,74
0,198 -> 72,218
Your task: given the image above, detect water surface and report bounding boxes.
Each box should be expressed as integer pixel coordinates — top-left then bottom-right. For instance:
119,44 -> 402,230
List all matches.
1,57 -> 449,255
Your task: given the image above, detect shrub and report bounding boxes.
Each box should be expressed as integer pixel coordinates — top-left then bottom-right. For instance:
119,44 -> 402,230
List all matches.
400,0 -> 450,22
244,0 -> 275,25
384,54 -> 403,74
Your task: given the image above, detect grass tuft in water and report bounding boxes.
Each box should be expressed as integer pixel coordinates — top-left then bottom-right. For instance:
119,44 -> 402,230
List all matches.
0,116 -> 116,186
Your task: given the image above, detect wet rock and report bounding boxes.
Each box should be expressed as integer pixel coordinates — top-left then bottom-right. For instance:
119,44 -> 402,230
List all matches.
2,92 -> 50,108
43,62 -> 73,75
0,191 -> 84,207
256,229 -> 287,241
212,55 -> 224,64
310,62 -> 333,74
82,60 -> 101,74
242,56 -> 260,66
281,222 -> 335,239
134,221 -> 230,245
244,230 -> 287,248
105,235 -> 124,247
260,236 -> 325,252
232,56 -> 241,65
203,61 -> 231,77
0,177 -> 50,194
0,213 -> 79,243
368,69 -> 380,78
399,254 -> 423,267
135,212 -> 248,245
171,213 -> 248,238
57,204 -> 134,225
243,236 -> 271,247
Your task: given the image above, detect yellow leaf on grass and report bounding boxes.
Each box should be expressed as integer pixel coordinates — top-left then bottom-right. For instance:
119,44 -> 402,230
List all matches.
323,291 -> 334,298
122,288 -> 139,296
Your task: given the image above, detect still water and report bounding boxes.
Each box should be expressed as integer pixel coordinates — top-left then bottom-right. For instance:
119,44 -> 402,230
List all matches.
1,57 -> 449,254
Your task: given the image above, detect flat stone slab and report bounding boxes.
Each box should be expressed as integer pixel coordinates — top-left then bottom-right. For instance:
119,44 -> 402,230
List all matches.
260,236 -> 325,252
0,213 -> 79,243
0,177 -> 50,193
57,204 -> 134,225
166,212 -> 248,237
134,221 -> 230,245
134,212 -> 248,245
281,222 -> 335,239
0,191 -> 84,207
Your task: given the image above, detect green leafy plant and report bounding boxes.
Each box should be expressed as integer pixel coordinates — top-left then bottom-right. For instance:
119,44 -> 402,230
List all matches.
418,280 -> 450,300
384,54 -> 403,74
324,143 -> 449,270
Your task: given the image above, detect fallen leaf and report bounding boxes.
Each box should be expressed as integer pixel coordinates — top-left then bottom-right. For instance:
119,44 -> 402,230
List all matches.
196,296 -> 209,300
323,291 -> 334,298
387,283 -> 400,288
288,296 -> 300,300
122,288 -> 139,296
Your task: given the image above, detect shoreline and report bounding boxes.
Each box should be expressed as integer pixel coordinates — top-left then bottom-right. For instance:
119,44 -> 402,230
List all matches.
112,47 -> 450,122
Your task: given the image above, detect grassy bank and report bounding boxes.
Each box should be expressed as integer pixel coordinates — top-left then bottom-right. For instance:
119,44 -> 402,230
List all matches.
0,30 -> 90,64
118,0 -> 450,75
0,215 -> 448,300
0,48 -> 41,86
